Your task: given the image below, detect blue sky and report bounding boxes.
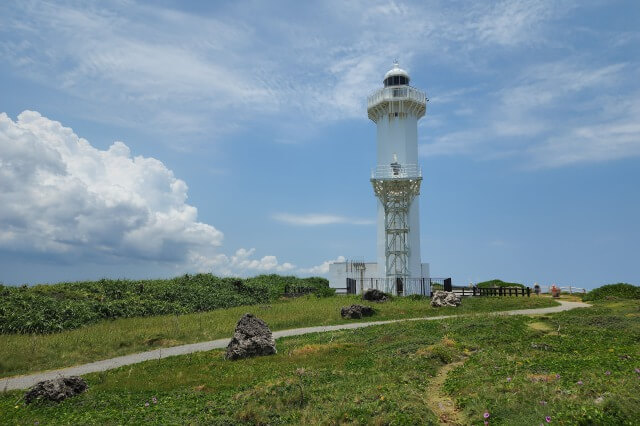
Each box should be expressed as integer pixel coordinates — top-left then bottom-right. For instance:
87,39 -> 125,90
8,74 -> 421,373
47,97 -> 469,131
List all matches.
1,0 -> 639,288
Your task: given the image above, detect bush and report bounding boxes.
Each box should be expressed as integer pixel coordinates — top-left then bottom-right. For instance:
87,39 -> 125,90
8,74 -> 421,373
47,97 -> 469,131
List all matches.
582,283 -> 640,301
313,286 -> 336,298
476,279 -> 524,288
0,273 -> 328,334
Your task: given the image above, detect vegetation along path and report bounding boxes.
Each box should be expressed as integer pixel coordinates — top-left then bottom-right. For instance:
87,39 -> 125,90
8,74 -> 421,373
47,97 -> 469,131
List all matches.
0,300 -> 589,392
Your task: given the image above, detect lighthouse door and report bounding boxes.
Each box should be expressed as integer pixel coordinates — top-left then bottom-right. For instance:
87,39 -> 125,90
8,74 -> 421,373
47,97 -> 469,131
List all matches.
395,278 -> 404,296
346,278 -> 356,295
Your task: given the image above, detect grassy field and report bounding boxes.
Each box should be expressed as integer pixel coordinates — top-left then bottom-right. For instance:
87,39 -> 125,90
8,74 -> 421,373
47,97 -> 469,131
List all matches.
0,295 -> 557,378
1,297 -> 638,425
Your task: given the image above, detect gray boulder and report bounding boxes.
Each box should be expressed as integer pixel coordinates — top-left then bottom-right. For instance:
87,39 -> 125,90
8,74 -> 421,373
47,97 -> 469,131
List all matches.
24,376 -> 88,404
362,288 -> 389,302
430,291 -> 462,307
340,304 -> 375,319
225,313 -> 277,360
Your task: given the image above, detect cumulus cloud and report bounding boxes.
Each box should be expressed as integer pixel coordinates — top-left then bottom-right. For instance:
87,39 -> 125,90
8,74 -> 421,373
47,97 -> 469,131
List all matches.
0,110 -> 350,277
0,110 -> 225,265
298,256 -> 346,275
192,248 -> 296,276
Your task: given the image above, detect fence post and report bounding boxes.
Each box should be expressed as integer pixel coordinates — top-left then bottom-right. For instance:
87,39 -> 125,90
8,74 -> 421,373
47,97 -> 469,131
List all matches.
527,287 -> 531,297
444,278 -> 452,292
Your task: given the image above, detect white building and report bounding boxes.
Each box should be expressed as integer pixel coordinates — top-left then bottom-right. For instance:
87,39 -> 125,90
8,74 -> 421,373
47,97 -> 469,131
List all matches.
329,62 -> 430,296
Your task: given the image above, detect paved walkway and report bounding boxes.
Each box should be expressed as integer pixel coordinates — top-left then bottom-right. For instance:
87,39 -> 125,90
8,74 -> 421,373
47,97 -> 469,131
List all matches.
0,300 -> 589,392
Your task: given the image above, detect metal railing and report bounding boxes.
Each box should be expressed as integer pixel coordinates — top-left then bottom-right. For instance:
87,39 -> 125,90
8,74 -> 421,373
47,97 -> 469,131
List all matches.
367,86 -> 427,109
354,277 -> 430,296
536,285 -> 587,294
371,164 -> 421,180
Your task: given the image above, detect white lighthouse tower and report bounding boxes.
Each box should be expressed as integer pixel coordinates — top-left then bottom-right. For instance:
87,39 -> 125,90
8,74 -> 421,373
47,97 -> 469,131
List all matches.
369,62 -> 427,291
328,62 -> 429,295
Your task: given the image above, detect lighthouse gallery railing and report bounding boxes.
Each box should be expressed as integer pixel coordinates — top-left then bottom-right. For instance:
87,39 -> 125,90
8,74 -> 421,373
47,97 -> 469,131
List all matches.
367,86 -> 426,109
371,164 -> 421,179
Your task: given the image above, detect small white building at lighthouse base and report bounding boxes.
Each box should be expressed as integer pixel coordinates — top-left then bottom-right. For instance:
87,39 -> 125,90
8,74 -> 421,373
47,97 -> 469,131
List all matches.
328,261 -> 430,296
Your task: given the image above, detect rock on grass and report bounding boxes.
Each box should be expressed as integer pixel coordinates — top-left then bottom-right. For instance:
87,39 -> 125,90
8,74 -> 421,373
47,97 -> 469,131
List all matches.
340,304 -> 375,319
24,377 -> 88,404
225,313 -> 277,360
430,291 -> 461,307
362,288 -> 389,302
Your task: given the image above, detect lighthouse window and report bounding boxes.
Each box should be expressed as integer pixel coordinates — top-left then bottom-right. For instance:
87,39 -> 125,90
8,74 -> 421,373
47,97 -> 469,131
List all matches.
384,75 -> 410,87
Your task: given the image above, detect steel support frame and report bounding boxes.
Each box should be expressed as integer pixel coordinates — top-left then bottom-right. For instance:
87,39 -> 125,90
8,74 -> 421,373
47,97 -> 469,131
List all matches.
371,177 -> 421,279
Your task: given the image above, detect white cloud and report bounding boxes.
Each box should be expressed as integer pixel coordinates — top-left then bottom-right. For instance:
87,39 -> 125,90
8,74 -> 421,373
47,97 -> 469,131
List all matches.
273,213 -> 375,226
469,0 -> 564,46
298,256 -> 346,275
0,110 -> 224,264
420,60 -> 640,167
528,119 -> 640,168
0,111 -> 304,276
192,248 -> 296,276
0,0 -> 572,142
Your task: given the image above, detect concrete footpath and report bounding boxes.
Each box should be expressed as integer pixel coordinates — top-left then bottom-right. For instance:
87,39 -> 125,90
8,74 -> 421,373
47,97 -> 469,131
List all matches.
1,300 -> 589,392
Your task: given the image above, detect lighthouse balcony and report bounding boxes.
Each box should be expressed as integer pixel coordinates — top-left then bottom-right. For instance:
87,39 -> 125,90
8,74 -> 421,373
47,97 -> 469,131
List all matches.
367,86 -> 426,109
371,163 -> 421,180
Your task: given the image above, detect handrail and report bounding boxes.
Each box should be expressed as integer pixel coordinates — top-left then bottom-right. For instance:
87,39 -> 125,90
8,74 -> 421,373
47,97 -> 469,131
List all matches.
367,86 -> 427,109
371,164 -> 421,179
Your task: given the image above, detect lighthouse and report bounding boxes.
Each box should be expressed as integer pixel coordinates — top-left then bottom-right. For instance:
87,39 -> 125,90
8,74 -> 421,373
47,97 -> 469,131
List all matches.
329,62 -> 430,295
369,62 -> 426,283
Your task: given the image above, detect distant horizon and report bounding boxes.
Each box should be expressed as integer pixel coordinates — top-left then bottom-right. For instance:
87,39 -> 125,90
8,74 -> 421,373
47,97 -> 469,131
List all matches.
1,1 -> 639,290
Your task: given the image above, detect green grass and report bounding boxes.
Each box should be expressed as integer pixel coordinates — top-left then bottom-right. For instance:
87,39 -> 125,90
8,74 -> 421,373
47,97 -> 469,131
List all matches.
2,299 -> 639,425
0,295 -> 557,378
583,283 -> 640,302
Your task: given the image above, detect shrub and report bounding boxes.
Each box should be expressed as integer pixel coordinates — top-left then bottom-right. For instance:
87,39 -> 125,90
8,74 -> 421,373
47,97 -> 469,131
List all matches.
0,273 -> 327,334
313,286 -> 336,298
476,279 -> 524,288
582,283 -> 640,301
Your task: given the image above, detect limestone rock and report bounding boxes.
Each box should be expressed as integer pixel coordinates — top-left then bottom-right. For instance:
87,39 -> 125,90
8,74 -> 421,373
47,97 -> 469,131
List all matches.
225,313 -> 277,360
24,376 -> 88,404
430,291 -> 461,307
362,288 -> 389,302
340,304 -> 375,319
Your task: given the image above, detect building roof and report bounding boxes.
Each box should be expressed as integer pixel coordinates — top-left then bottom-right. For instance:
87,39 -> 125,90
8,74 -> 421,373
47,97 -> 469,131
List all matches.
384,61 -> 409,80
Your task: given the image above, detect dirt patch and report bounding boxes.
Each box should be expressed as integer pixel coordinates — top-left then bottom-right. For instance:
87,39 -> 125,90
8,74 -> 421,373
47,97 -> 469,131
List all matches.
527,321 -> 561,335
528,321 -> 554,332
425,360 -> 467,425
441,336 -> 457,347
414,337 -> 461,364
527,373 -> 558,383
144,337 -> 180,347
289,343 -> 351,357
